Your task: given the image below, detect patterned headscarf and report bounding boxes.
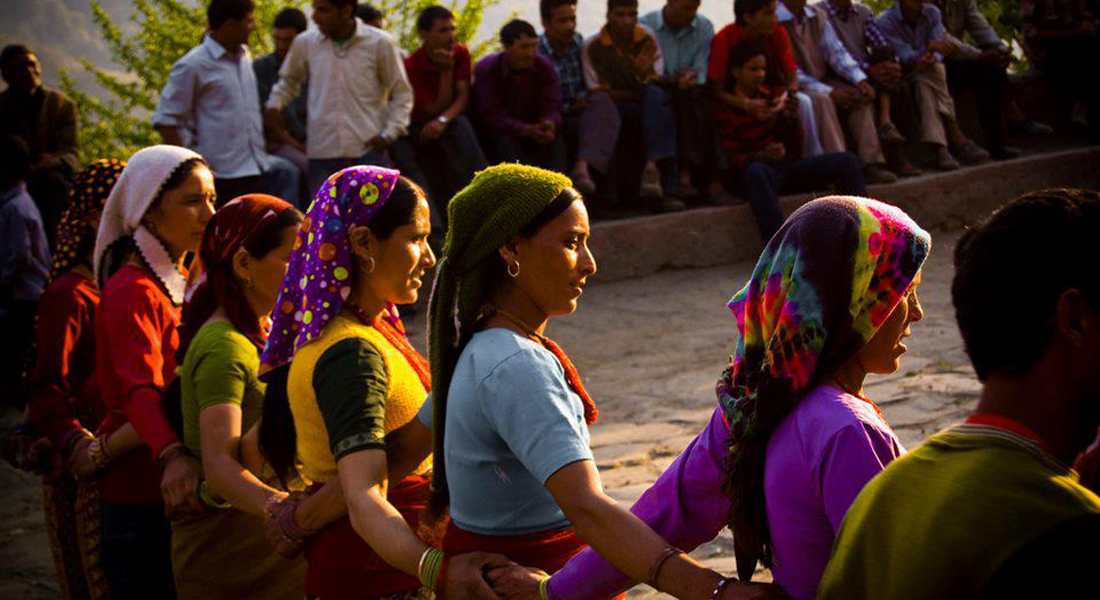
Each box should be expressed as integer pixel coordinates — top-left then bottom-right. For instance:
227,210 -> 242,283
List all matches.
260,166 -> 399,373
50,159 -> 126,280
717,196 -> 930,577
179,194 -> 298,356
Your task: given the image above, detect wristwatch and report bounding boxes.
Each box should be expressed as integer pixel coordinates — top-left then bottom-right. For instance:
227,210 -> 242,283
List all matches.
436,115 -> 449,125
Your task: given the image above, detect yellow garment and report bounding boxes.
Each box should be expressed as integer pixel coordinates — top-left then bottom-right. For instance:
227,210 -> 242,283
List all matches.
288,313 -> 429,483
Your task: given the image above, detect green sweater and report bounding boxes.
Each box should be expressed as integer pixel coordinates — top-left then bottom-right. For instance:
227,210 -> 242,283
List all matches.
179,321 -> 266,458
819,423 -> 1100,600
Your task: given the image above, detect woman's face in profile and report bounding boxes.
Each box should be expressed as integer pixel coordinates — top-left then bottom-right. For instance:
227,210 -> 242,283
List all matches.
511,200 -> 598,318
858,271 -> 925,375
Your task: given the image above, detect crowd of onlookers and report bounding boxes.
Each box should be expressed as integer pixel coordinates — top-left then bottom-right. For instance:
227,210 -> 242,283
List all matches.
1,0 -> 1099,395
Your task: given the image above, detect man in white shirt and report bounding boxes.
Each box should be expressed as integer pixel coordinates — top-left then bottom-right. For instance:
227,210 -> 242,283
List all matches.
152,0 -> 300,207
265,0 -> 414,197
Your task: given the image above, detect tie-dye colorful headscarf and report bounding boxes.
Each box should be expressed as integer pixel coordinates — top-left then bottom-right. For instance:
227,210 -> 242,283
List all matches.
50,159 -> 126,280
260,166 -> 399,373
718,196 -> 930,578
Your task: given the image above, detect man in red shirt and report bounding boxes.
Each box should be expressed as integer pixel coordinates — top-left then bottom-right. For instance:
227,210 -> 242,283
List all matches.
710,0 -> 826,158
390,6 -> 486,225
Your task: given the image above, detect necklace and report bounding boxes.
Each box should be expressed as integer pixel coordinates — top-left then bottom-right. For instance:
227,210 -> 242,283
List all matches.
491,306 -> 598,425
344,300 -> 432,392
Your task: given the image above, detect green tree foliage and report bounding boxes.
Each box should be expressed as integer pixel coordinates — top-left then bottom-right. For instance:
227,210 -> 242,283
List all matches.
61,0 -> 497,164
863,0 -> 1025,66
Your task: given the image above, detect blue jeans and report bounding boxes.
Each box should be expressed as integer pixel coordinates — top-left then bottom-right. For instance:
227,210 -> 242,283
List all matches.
100,501 -> 175,599
213,155 -> 300,208
740,151 -> 866,242
307,151 -> 392,201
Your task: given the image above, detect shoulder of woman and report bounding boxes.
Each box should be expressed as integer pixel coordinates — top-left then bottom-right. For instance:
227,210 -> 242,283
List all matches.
314,337 -> 386,381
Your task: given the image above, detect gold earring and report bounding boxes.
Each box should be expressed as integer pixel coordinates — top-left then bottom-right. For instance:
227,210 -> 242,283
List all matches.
364,257 -> 376,275
507,261 -> 520,278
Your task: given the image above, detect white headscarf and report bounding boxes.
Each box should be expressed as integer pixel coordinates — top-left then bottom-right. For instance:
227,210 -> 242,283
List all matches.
93,145 -> 205,305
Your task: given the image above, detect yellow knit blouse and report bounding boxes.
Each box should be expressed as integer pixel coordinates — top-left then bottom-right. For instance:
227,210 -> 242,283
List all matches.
287,313 -> 430,483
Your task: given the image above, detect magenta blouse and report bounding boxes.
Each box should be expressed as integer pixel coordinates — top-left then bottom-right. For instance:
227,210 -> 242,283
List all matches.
548,384 -> 904,600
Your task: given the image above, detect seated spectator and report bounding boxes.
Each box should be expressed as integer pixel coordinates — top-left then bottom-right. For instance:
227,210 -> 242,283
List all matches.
472,19 -> 566,172
819,188 -> 1100,599
875,0 -> 990,170
538,0 -> 621,199
929,0 -> 1026,159
154,0 -> 300,206
640,0 -> 730,203
390,5 -> 486,225
0,45 -> 78,248
356,3 -> 384,29
266,0 -> 413,196
254,7 -> 310,188
583,0 -> 682,212
0,135 -> 50,404
779,0 -> 897,184
715,44 -> 865,241
819,0 -> 920,177
1021,0 -> 1100,137
711,0 -> 827,160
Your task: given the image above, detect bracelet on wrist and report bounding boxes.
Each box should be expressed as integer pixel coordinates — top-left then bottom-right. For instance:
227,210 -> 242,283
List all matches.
712,576 -> 738,600
198,480 -> 231,509
538,576 -> 551,600
417,547 -> 445,591
646,546 -> 682,591
63,428 -> 94,457
157,445 -> 191,469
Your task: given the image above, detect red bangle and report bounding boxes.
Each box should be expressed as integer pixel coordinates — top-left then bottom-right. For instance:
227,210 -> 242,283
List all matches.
647,547 -> 682,590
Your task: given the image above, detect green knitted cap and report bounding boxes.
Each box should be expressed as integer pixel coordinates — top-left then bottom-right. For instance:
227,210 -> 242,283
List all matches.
427,163 -> 573,506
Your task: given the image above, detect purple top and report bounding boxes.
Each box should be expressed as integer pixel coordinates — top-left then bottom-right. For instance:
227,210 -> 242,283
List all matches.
765,385 -> 903,599
472,51 -> 563,137
548,385 -> 903,600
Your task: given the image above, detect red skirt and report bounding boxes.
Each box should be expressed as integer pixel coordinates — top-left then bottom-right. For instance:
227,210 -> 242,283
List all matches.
305,475 -> 436,600
441,521 -> 586,575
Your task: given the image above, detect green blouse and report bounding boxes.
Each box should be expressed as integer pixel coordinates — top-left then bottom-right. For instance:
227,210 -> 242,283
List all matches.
179,321 -> 266,458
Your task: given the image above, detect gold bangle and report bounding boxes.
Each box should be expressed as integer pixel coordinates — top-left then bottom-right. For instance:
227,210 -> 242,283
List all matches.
538,576 -> 551,600
418,547 -> 444,590
198,480 -> 231,509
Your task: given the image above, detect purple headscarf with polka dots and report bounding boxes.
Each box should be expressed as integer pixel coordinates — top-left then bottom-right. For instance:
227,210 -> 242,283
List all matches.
260,166 -> 399,373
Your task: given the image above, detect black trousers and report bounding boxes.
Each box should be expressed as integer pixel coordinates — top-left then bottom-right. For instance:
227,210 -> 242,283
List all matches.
945,58 -> 1008,150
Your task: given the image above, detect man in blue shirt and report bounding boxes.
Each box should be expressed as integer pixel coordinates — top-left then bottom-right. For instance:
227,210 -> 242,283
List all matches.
538,0 -> 621,200
0,135 -> 49,405
153,0 -> 300,206
640,0 -> 728,203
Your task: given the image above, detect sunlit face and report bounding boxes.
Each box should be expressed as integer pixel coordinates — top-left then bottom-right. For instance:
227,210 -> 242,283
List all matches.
312,0 -> 354,38
858,271 -> 925,375
507,199 -> 597,317
142,164 -> 216,257
273,26 -> 300,61
1,51 -> 42,94
245,225 -> 299,317
543,4 -> 578,45
742,2 -> 779,36
420,16 -> 456,50
365,197 -> 436,306
504,34 -> 539,70
607,6 -> 639,39
732,53 -> 768,90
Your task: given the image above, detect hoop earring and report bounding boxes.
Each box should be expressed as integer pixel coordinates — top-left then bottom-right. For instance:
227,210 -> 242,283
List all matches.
363,257 -> 376,275
507,261 -> 520,278
242,278 -> 253,289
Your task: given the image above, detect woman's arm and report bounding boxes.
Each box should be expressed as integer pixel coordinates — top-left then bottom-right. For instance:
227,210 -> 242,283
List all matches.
200,404 -> 287,517
545,459 -> 723,600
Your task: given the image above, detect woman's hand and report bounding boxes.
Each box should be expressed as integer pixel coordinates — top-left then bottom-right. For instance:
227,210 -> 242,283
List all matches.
439,552 -> 514,600
160,445 -> 205,518
69,436 -> 100,479
263,492 -> 309,558
486,564 -> 547,600
719,581 -> 790,600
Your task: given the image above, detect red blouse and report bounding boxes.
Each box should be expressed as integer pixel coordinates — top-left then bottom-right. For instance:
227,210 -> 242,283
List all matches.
95,264 -> 182,505
25,270 -> 104,447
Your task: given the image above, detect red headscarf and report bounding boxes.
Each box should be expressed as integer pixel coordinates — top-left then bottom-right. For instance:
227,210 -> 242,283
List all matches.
179,194 -> 298,355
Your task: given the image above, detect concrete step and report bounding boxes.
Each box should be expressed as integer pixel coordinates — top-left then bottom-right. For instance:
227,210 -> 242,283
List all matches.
588,145 -> 1100,283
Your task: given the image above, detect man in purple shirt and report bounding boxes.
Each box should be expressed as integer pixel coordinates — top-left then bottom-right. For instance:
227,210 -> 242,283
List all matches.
472,19 -> 566,172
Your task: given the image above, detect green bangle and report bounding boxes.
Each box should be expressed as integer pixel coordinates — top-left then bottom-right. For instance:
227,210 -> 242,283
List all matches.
198,480 -> 231,509
418,548 -> 445,590
538,576 -> 550,600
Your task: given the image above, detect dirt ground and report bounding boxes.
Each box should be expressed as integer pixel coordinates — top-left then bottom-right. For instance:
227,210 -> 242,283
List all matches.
0,229 -> 978,599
